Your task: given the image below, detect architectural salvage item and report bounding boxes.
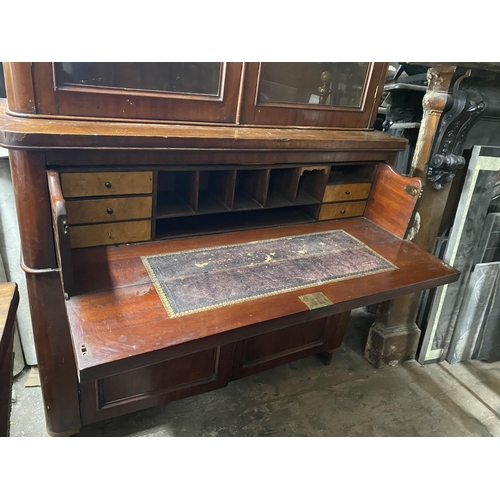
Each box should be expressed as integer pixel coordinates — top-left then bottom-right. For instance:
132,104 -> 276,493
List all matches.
418,146 -> 500,363
427,88 -> 486,190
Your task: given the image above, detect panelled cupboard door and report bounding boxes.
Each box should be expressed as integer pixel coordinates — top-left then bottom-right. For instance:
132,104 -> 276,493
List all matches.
30,62 -> 243,123
239,62 -> 387,129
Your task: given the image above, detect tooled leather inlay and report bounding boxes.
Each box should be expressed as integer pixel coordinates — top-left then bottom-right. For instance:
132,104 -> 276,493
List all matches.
142,229 -> 396,317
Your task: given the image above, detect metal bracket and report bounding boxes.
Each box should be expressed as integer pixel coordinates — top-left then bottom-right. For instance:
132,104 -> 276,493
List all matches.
404,184 -> 421,197
81,343 -> 90,357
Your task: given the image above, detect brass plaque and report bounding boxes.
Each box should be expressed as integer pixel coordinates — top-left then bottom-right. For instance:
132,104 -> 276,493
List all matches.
299,292 -> 334,310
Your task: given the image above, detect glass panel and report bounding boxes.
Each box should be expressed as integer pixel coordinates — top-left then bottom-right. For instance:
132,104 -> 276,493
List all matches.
55,62 -> 222,96
258,62 -> 369,107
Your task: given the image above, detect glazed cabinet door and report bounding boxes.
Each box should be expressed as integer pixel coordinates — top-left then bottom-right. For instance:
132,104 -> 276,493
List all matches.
29,62 -> 243,123
239,62 -> 387,129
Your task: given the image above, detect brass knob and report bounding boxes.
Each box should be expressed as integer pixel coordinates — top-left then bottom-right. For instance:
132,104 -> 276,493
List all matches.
105,182 -> 112,188
107,208 -> 113,215
340,209 -> 346,214
108,232 -> 112,238
345,190 -> 350,195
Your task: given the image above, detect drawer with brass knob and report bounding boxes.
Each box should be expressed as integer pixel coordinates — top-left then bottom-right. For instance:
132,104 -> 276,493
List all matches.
318,201 -> 367,221
66,197 -> 153,225
60,171 -> 153,198
322,182 -> 372,203
69,221 -> 152,249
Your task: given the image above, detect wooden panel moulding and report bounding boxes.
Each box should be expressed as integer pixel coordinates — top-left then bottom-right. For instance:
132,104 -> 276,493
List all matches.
29,62 -> 244,124
80,344 -> 235,424
0,100 -> 408,152
230,313 -> 350,380
238,63 -> 388,129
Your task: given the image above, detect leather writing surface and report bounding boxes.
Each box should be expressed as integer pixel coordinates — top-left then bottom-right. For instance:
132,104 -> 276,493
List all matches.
142,229 -> 395,317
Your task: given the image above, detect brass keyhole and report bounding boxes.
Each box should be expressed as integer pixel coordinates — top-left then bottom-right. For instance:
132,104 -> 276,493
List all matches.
105,182 -> 112,188
107,208 -> 113,215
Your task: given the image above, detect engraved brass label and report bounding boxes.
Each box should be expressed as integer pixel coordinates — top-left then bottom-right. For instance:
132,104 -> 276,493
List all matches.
299,292 -> 334,310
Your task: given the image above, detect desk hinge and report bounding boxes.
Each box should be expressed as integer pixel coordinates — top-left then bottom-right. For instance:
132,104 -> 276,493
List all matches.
80,343 -> 90,357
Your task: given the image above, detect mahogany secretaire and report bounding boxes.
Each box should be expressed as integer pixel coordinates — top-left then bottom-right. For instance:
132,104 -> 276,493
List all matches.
0,62 -> 459,435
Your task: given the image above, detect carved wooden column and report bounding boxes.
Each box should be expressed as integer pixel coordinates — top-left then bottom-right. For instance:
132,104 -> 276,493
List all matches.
364,66 -> 457,368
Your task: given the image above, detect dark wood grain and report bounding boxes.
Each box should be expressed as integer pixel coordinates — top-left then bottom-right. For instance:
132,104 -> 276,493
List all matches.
364,163 -> 422,239
9,151 -> 57,270
231,312 -> 350,379
66,218 -> 459,383
3,63 -> 36,114
30,63 -> 243,123
80,344 -> 235,425
0,100 -> 408,152
0,283 -> 19,437
10,151 -> 81,436
46,150 -> 401,168
47,170 -> 75,297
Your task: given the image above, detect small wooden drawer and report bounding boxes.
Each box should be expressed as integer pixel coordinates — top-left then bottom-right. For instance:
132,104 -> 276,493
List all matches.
322,182 -> 372,203
69,220 -> 151,249
318,201 -> 366,221
66,196 -> 152,225
61,171 -> 153,198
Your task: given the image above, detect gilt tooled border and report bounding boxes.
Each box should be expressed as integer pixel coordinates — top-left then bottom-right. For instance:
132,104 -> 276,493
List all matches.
141,229 -> 397,318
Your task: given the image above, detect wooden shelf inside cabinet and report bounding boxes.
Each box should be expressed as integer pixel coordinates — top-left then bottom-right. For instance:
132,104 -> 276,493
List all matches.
197,170 -> 235,213
234,169 -> 269,209
155,206 -> 316,240
296,167 -> 330,203
150,165 -> 335,239
327,163 -> 378,184
155,171 -> 198,218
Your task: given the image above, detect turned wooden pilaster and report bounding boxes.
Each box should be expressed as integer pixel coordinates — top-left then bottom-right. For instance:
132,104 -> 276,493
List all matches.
365,66 -> 457,368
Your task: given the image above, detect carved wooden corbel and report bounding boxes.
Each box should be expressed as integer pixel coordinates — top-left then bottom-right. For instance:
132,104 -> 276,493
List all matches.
427,88 -> 486,190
